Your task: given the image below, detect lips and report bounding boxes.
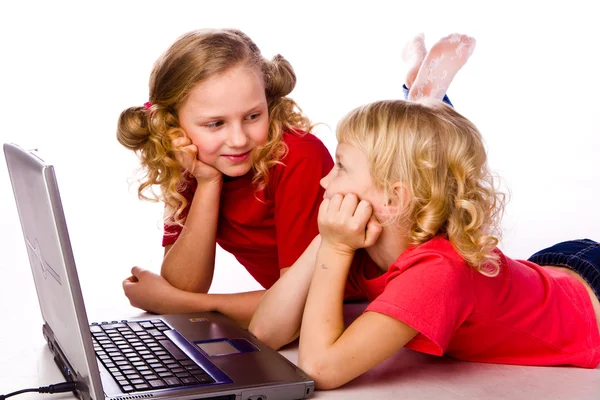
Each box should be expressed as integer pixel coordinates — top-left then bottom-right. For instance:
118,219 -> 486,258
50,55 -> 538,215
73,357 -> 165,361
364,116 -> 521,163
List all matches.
222,150 -> 251,163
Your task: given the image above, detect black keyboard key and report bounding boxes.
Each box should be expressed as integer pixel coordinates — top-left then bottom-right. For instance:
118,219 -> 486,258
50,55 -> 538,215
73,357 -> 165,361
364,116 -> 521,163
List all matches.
90,325 -> 103,333
180,377 -> 197,385
103,323 -> 128,330
194,374 -> 215,384
140,322 -> 154,329
148,379 -> 166,389
127,322 -> 144,332
164,377 -> 181,386
159,340 -> 188,361
187,368 -> 204,375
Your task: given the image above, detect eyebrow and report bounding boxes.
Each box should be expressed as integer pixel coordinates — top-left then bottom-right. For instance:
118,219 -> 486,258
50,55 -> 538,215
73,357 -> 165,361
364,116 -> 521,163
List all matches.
335,152 -> 345,163
195,103 -> 266,121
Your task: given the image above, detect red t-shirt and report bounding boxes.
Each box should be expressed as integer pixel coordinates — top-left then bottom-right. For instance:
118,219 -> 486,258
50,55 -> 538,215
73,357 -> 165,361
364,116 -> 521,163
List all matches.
350,236 -> 600,368
163,132 -> 332,290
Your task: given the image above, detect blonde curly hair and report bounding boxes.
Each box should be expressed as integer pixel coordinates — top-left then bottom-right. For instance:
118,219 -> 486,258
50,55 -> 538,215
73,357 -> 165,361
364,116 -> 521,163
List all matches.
117,29 -> 311,224
336,99 -> 506,276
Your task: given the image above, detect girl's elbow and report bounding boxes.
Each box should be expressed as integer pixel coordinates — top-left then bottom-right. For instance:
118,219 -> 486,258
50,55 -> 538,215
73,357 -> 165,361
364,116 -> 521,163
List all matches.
248,324 -> 284,350
298,356 -> 342,390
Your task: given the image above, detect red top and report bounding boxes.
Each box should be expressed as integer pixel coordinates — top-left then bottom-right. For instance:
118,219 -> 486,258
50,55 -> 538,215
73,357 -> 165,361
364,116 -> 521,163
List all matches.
163,132 -> 333,289
349,236 -> 600,368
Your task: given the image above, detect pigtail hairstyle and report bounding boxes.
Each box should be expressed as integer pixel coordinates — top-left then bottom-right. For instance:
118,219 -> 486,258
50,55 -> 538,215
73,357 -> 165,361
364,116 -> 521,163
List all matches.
117,29 -> 311,225
336,99 -> 506,276
252,52 -> 311,190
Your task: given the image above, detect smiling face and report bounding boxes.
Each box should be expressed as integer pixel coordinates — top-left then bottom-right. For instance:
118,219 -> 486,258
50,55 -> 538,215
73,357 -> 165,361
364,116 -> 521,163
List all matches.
177,63 -> 270,177
320,142 -> 388,214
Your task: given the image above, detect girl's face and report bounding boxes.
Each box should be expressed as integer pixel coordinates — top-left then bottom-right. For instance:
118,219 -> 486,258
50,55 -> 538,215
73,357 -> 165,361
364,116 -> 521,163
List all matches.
320,142 -> 387,214
178,64 -> 269,177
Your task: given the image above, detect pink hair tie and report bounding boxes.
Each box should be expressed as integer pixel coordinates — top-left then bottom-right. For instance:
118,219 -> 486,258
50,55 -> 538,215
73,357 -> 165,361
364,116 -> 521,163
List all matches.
143,102 -> 152,110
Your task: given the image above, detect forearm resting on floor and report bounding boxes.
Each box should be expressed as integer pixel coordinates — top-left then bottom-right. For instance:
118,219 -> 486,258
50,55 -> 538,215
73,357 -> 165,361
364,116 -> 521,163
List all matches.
249,235 -> 322,349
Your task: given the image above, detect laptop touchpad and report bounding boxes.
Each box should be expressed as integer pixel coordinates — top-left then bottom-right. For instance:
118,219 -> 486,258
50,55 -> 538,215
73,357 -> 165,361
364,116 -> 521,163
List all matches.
195,338 -> 258,356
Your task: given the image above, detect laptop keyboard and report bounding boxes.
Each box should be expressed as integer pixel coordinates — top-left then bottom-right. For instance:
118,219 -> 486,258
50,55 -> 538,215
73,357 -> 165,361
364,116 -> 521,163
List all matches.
91,319 -> 215,393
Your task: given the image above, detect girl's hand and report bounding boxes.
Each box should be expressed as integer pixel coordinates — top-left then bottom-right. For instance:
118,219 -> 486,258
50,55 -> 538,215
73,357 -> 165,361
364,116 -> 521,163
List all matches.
172,136 -> 222,184
318,193 -> 382,255
122,267 -> 187,314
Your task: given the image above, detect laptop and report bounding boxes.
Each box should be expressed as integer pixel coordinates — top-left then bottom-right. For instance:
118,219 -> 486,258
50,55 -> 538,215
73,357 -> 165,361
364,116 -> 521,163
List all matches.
3,143 -> 314,400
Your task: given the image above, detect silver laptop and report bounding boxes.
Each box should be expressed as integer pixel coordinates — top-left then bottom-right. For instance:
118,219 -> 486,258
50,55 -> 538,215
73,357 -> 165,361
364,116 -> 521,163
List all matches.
4,143 -> 314,400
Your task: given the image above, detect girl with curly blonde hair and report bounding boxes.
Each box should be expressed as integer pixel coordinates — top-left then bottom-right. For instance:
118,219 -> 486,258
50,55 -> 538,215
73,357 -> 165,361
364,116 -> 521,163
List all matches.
117,28 -> 338,327
250,35 -> 600,390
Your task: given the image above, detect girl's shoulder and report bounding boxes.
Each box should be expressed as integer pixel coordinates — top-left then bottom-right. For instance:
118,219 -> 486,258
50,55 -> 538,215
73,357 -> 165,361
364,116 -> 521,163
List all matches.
389,236 -> 471,278
282,130 -> 327,148
278,130 -> 333,165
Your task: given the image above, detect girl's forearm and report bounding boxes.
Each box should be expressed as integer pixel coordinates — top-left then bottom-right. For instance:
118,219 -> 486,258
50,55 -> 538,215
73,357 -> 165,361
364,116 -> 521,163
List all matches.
201,290 -> 266,329
171,289 -> 266,329
161,179 -> 222,293
249,235 -> 322,350
299,243 -> 354,361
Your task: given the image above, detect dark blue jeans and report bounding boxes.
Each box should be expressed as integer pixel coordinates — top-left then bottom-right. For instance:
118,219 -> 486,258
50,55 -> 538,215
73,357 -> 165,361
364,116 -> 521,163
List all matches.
528,239 -> 600,301
402,84 -> 453,107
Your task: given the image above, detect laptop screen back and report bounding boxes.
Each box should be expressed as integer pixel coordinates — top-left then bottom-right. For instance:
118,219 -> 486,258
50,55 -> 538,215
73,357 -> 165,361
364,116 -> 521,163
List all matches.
4,143 -> 104,400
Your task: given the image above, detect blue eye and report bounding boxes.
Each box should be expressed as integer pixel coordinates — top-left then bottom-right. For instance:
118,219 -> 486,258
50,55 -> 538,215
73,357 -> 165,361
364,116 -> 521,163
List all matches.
205,121 -> 224,129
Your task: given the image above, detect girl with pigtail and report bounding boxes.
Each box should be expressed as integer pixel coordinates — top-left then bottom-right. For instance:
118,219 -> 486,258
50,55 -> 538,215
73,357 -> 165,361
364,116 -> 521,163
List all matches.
117,28 -> 355,327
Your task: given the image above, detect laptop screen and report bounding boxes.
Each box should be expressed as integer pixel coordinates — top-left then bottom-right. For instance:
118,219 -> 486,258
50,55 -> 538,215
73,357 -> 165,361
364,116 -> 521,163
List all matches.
4,143 -> 104,400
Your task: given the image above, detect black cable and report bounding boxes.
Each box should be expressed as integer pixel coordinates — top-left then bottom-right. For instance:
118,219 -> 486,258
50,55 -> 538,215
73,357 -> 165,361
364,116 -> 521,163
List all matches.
0,382 -> 78,400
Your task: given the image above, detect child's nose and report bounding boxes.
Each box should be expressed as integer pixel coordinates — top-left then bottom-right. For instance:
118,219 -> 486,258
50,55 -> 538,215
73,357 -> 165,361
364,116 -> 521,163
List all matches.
320,171 -> 331,190
228,123 -> 248,148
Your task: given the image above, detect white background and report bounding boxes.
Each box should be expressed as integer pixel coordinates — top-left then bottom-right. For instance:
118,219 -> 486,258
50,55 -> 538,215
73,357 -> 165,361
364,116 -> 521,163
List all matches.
1,0 -> 599,323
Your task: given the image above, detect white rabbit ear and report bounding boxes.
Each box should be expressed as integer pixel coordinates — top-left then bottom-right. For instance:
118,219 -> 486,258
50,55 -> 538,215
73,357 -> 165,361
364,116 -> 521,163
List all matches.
402,34 -> 429,90
402,33 -> 428,62
408,33 -> 476,101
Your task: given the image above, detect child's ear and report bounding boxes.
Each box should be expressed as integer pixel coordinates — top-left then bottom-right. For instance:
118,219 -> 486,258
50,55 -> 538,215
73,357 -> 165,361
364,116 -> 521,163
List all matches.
387,181 -> 412,213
